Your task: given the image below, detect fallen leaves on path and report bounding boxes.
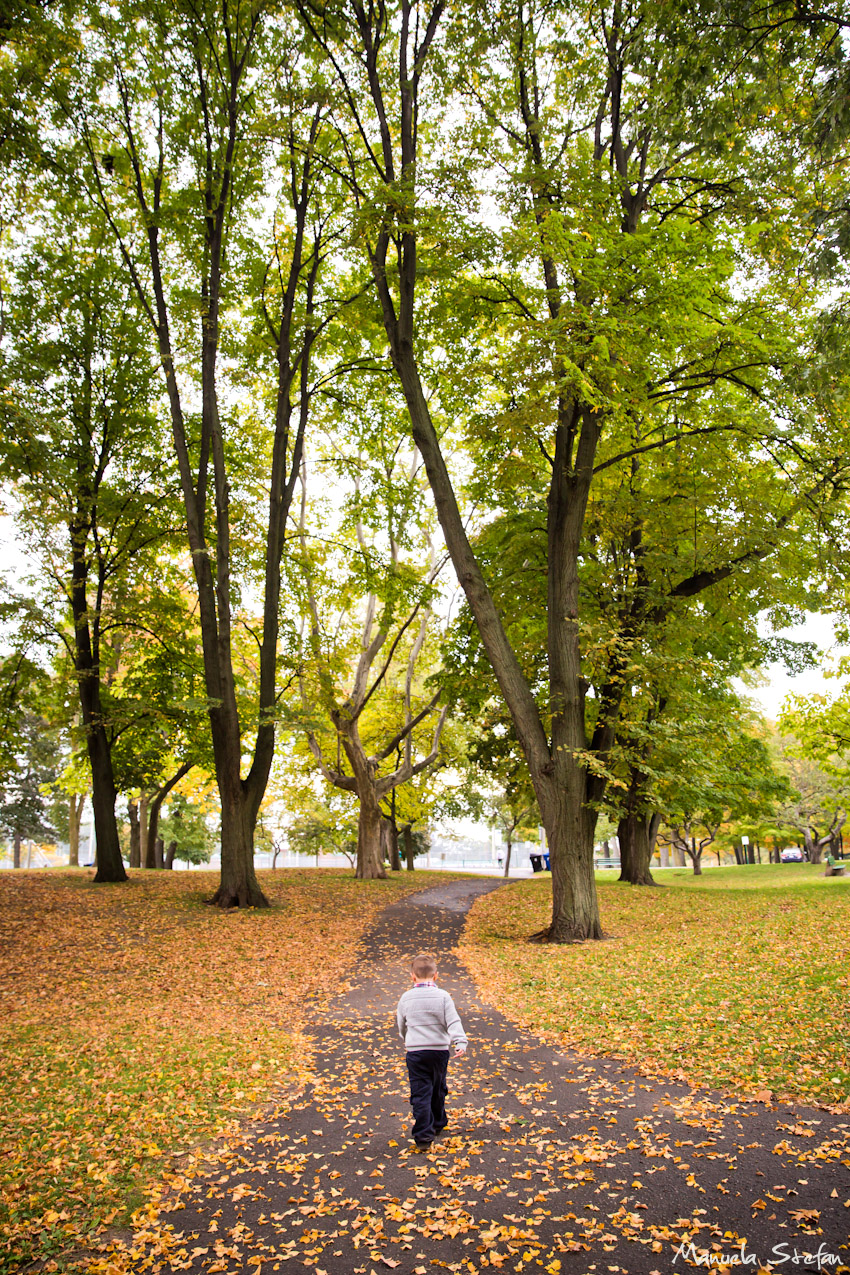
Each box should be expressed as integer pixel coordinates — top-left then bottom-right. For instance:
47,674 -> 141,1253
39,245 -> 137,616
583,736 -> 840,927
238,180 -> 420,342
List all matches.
0,867 -> 432,1273
68,880 -> 849,1275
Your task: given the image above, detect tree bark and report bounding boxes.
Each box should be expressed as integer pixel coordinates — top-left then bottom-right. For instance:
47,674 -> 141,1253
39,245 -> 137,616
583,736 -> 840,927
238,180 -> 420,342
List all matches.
139,795 -> 148,859
403,824 -> 415,870
503,836 -> 512,879
68,517 -> 126,884
207,783 -> 269,906
144,762 -> 192,869
617,810 -> 661,885
386,817 -> 401,871
88,724 -> 125,883
13,831 -> 21,869
355,782 -> 388,880
68,795 -> 83,867
165,839 -> 177,869
128,799 -> 141,868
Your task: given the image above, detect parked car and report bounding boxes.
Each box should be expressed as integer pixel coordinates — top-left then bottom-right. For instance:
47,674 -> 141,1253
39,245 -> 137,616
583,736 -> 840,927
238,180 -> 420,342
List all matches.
780,847 -> 804,862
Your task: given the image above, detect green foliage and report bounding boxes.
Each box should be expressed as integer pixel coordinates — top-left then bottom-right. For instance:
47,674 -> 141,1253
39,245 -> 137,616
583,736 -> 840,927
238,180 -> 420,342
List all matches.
158,794 -> 215,866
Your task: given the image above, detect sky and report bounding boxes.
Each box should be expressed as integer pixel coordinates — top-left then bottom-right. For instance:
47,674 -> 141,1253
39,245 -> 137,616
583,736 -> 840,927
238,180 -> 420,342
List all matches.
741,611 -> 844,721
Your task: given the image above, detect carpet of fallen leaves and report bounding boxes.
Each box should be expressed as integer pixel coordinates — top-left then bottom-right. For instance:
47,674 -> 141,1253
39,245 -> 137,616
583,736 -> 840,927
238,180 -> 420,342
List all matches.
459,872 -> 850,1109
0,867 -> 442,1274
71,879 -> 850,1275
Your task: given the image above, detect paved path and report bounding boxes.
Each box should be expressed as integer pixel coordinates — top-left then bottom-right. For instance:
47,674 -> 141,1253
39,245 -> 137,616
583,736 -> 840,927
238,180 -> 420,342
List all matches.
112,880 -> 850,1275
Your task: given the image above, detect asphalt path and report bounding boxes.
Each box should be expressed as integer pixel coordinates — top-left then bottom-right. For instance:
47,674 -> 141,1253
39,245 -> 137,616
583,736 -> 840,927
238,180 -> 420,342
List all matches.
102,878 -> 850,1275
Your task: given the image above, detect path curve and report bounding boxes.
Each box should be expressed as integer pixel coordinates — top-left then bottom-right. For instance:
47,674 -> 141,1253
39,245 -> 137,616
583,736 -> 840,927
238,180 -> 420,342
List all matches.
107,878 -> 850,1275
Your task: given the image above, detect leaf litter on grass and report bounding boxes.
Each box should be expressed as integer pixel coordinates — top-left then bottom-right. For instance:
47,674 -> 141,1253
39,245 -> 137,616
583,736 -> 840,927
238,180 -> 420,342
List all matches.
77,878 -> 849,1275
459,875 -> 850,1109
0,867 -> 438,1274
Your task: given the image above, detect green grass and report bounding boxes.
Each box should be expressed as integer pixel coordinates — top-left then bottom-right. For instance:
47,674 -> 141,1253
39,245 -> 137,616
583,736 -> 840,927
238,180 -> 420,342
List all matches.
461,866 -> 850,1109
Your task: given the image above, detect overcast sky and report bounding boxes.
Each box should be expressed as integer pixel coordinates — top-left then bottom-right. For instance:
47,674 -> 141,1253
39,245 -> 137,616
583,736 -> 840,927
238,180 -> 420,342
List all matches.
741,611 -> 843,720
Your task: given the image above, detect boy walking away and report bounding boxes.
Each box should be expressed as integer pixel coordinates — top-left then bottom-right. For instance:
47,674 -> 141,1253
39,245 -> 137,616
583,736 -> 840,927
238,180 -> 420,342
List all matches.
397,952 -> 467,1149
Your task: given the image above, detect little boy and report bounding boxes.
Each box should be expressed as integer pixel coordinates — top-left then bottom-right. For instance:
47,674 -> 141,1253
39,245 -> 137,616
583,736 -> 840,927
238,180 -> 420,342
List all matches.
396,952 -> 467,1149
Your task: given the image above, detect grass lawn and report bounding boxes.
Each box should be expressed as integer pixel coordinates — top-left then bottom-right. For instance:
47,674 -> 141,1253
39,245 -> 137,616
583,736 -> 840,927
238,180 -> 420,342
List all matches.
460,863 -> 850,1111
0,866 -> 446,1274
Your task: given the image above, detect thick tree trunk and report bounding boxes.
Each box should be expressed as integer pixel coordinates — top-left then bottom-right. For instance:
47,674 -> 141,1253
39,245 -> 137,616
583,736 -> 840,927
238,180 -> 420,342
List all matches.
535,780 -> 603,941
207,783 -> 269,907
403,824 -> 415,871
617,810 -> 661,886
88,727 -> 126,883
356,786 -> 388,880
69,529 -> 126,884
165,840 -> 177,869
13,832 -> 21,869
68,795 -> 83,867
128,799 -> 141,868
389,349 -> 603,937
154,836 -> 164,869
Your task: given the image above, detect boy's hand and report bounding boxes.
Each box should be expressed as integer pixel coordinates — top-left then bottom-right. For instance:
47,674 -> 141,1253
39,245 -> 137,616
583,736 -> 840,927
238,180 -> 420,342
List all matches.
453,1046 -> 467,1059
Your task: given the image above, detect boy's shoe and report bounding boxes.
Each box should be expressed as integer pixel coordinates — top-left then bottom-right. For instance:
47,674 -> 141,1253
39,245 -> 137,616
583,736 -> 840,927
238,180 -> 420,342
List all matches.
433,1126 -> 448,1138
414,1139 -> 433,1151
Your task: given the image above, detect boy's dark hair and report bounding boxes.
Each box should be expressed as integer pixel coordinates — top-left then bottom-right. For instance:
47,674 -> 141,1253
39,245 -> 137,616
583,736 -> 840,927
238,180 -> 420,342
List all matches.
411,952 -> 437,979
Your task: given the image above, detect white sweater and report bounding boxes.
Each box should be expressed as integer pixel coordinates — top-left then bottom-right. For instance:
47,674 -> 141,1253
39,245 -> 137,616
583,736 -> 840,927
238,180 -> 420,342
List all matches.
397,984 -> 468,1051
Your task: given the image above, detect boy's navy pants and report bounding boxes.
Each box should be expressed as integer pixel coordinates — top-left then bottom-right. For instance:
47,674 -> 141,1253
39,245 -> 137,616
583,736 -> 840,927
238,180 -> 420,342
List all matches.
406,1049 -> 449,1143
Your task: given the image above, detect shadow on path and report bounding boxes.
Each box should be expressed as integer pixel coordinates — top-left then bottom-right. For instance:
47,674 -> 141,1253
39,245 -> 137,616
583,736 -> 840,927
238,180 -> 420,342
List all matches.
112,878 -> 850,1275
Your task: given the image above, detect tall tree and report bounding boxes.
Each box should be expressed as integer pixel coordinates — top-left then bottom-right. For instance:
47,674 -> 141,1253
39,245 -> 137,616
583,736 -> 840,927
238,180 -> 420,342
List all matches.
0,224 -> 172,882
66,0 -> 352,904
296,0 -> 850,938
296,447 -> 447,879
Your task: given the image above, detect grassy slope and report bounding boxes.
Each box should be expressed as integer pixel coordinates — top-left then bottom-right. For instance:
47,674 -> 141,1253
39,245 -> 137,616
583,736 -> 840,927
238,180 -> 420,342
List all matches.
0,867 -> 449,1273
460,864 -> 850,1109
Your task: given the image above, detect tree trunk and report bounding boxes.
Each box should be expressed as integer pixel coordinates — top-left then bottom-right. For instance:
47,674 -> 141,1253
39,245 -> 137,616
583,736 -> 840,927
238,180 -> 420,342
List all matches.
535,781 -> 603,942
387,817 -> 402,872
69,520 -> 126,885
503,836 -> 512,878
128,799 -> 141,868
672,841 -> 686,867
207,783 -> 269,907
145,762 -> 192,869
403,824 -> 415,871
153,836 -> 164,869
139,795 -> 148,862
68,795 -> 83,867
390,334 -> 601,941
165,839 -> 177,869
617,810 -> 661,886
355,785 -> 388,880
88,727 -> 125,883
13,832 -> 21,869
